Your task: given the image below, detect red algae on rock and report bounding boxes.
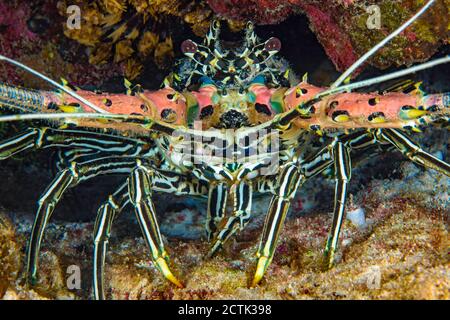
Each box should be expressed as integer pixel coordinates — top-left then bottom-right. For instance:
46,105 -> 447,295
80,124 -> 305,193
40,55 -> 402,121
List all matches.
208,0 -> 449,74
0,0 -> 122,88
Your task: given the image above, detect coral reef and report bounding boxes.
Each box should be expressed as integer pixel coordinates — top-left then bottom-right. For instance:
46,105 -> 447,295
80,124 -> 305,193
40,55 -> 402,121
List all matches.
209,0 -> 449,74
1,0 -> 447,85
0,151 -> 448,299
58,0 -> 216,80
0,0 -> 122,88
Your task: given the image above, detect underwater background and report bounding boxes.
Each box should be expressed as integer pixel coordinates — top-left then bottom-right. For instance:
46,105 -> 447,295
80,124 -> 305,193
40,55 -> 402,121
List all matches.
0,0 -> 448,299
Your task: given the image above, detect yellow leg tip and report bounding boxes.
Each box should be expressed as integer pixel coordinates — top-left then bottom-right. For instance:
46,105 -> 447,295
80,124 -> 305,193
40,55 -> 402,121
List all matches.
155,257 -> 184,288
324,249 -> 335,270
251,256 -> 269,287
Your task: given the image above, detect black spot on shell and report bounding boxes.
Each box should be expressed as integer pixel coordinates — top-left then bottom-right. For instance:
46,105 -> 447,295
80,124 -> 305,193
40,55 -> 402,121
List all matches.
368,112 -> 385,122
167,94 -> 175,100
368,98 -> 378,106
295,88 -> 308,98
200,105 -> 214,119
331,110 -> 349,121
161,108 -> 176,121
401,105 -> 414,111
427,105 -> 438,112
140,104 -> 149,112
47,102 -> 58,110
255,103 -> 271,116
103,99 -> 112,107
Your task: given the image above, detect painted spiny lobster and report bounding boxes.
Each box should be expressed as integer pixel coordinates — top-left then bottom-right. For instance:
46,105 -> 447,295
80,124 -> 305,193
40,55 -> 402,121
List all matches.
0,0 -> 449,299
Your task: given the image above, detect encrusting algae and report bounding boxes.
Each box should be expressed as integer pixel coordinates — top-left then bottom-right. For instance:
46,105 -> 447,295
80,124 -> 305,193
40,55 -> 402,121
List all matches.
58,0 -> 218,79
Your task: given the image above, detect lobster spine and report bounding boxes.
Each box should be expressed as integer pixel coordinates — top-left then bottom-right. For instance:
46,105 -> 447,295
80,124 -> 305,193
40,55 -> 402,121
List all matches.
283,82 -> 449,130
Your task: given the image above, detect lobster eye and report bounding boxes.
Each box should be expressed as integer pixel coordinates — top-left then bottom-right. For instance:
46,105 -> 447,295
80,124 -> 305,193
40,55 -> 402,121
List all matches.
181,40 -> 198,54
264,37 -> 281,53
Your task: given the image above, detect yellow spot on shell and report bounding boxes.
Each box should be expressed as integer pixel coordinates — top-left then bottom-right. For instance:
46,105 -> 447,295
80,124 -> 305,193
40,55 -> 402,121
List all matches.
334,114 -> 350,122
369,116 -> 386,124
402,108 -> 428,119
59,105 -> 82,113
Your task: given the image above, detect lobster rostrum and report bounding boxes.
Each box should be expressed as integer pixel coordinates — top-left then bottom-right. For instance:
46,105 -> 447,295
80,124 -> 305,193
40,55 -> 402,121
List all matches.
0,0 -> 449,299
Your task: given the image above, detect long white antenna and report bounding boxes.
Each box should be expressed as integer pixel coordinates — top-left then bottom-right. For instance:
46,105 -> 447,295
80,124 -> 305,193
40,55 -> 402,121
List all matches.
320,55 -> 449,97
0,54 -> 109,114
330,0 -> 436,88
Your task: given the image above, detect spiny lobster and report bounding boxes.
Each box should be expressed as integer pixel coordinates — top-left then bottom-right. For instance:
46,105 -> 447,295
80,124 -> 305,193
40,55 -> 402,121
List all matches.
0,0 -> 449,300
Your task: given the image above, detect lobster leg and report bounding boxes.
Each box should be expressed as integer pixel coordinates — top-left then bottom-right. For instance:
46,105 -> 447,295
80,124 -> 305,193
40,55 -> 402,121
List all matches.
26,157 -> 139,284
128,161 -> 183,288
206,182 -> 228,241
94,169 -> 207,298
208,181 -> 253,257
377,128 -> 450,177
252,163 -> 305,286
324,140 -> 352,269
27,164 -> 78,284
0,128 -> 45,160
252,131 -> 379,285
93,182 -> 129,300
0,127 -> 152,161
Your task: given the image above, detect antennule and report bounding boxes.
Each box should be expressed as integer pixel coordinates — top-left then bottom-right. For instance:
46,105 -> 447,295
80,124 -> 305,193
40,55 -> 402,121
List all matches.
0,54 -> 109,114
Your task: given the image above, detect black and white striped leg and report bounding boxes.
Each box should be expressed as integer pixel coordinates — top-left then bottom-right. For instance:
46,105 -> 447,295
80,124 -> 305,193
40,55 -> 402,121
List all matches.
26,163 -> 78,284
93,182 -> 129,300
26,157 -> 138,285
252,163 -> 305,286
128,161 -> 183,288
0,127 -> 154,162
206,183 -> 228,241
207,181 -> 253,258
0,128 -> 45,160
324,140 -> 352,269
377,128 -> 450,177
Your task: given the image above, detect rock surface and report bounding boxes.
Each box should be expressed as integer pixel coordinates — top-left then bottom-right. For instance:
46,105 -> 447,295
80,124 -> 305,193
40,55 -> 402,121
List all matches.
0,158 -> 448,300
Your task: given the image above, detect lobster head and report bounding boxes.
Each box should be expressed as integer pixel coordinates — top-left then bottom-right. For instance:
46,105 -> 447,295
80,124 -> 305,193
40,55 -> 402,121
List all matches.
173,20 -> 291,130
